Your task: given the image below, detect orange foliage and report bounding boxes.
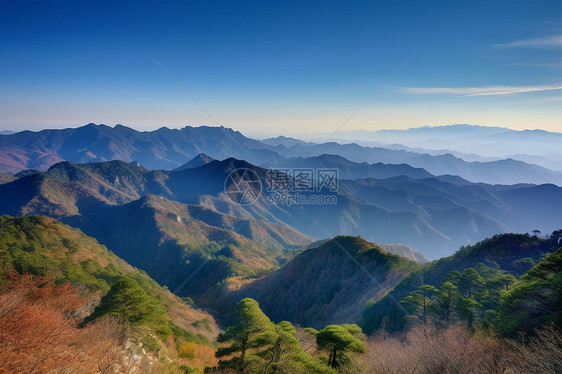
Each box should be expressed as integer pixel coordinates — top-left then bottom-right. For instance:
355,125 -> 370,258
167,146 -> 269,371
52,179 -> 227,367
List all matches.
0,273 -> 133,374
196,344 -> 218,365
0,274 -> 85,373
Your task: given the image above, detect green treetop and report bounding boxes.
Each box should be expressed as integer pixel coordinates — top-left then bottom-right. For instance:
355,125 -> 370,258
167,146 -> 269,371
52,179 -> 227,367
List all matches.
216,298 -> 277,371
315,324 -> 366,369
400,284 -> 438,325
216,298 -> 333,373
498,248 -> 562,335
87,276 -> 163,325
459,268 -> 485,298
431,281 -> 459,325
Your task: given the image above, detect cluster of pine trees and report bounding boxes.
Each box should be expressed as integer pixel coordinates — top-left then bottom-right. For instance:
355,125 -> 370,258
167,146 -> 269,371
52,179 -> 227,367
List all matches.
208,246 -> 562,373
400,265 -> 514,329
399,248 -> 561,335
208,298 -> 366,373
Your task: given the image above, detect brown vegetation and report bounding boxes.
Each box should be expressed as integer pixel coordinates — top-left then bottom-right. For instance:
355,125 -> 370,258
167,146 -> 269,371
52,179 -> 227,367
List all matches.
359,323 -> 562,374
0,273 -> 134,374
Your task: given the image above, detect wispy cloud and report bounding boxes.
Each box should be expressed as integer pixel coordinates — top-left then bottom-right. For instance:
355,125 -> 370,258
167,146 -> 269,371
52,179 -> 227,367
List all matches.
494,34 -> 562,49
541,96 -> 562,102
403,85 -> 562,96
503,61 -> 562,70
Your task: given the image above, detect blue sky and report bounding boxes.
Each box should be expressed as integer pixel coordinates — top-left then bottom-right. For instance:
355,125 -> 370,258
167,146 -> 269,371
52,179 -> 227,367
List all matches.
1,0 -> 561,135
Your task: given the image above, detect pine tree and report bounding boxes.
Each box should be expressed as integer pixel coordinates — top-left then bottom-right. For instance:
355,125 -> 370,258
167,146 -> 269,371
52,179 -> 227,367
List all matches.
400,284 -> 438,325
315,324 -> 366,369
459,268 -> 485,298
216,298 -> 277,371
432,281 -> 459,324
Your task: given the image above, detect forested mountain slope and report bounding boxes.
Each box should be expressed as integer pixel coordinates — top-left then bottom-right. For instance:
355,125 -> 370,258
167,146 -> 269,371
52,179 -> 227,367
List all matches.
360,231 -> 562,334
232,236 -> 418,328
0,215 -> 219,373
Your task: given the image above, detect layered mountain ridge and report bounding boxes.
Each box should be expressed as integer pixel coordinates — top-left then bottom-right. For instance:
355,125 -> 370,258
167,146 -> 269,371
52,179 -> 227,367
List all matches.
0,156 -> 560,263
1,123 -> 561,186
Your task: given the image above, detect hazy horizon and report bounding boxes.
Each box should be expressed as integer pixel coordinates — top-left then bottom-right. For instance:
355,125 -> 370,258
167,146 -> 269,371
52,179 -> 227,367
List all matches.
1,122 -> 560,139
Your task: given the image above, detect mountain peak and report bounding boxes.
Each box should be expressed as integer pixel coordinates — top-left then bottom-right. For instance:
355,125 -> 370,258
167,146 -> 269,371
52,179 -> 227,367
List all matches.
214,157 -> 260,171
174,153 -> 216,171
260,136 -> 312,147
318,235 -> 382,253
316,235 -> 422,260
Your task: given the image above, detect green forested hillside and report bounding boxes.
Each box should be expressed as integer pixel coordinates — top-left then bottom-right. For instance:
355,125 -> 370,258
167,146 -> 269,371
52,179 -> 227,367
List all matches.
233,236 -> 418,328
0,215 -> 219,373
206,243 -> 562,373
497,247 -> 562,335
361,231 -> 562,334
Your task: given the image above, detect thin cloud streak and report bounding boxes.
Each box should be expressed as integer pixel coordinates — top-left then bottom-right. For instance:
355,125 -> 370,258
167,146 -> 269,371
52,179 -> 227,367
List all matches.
503,61 -> 562,70
494,34 -> 562,49
403,85 -> 562,96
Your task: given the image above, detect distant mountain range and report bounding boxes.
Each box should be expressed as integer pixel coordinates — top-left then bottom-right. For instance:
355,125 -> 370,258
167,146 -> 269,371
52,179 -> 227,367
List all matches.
265,140 -> 562,185
307,124 -> 562,171
1,123 -> 561,185
0,156 -> 560,264
0,123 -> 274,172
261,153 -> 434,180
0,123 -> 560,294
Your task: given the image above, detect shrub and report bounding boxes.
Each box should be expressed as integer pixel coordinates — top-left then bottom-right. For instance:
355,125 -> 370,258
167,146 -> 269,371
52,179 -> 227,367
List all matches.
178,342 -> 198,359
